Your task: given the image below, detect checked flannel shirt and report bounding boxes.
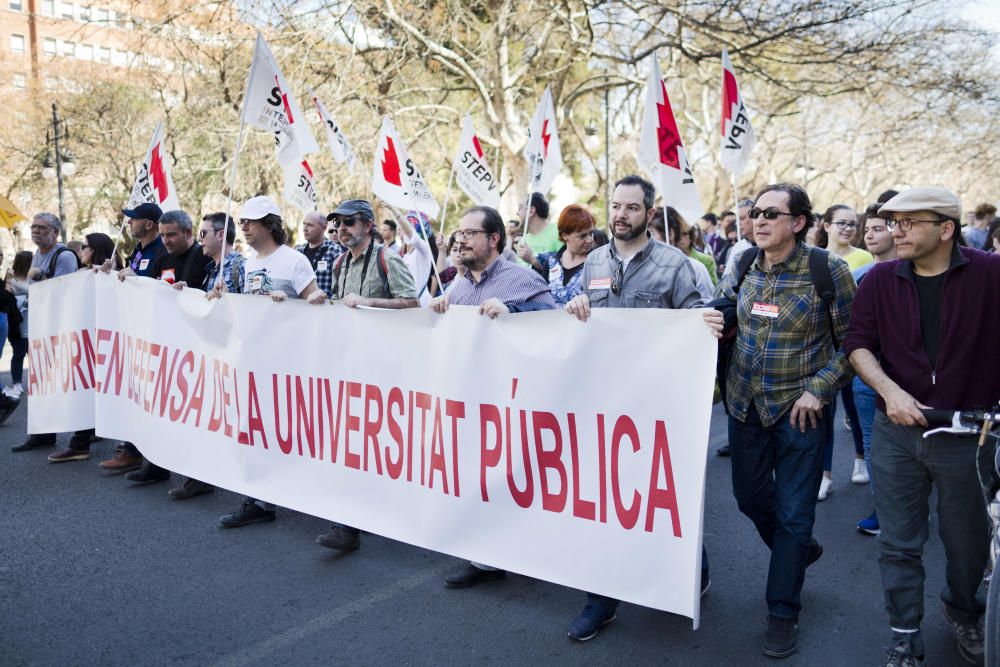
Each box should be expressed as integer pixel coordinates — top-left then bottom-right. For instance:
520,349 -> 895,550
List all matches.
714,241 -> 856,427
202,250 -> 246,294
295,239 -> 344,295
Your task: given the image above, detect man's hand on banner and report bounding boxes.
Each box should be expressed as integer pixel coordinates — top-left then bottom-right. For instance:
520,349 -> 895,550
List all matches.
565,293 -> 591,322
306,290 -> 328,305
172,281 -> 187,291
479,298 -> 509,319
117,267 -> 136,282
341,293 -> 370,309
430,294 -> 450,314
269,291 -> 287,303
206,284 -> 224,301
98,259 -> 113,274
701,309 -> 724,338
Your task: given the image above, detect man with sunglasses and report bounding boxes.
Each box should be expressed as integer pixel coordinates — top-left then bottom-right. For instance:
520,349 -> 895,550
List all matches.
844,188 -> 1000,666
198,212 -> 245,295
561,175 -> 720,641
314,199 -> 418,552
716,183 -> 855,659
296,210 -> 343,296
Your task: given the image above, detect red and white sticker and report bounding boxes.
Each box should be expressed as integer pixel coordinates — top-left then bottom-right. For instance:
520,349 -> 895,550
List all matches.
589,277 -> 612,290
751,302 -> 779,318
159,268 -> 176,285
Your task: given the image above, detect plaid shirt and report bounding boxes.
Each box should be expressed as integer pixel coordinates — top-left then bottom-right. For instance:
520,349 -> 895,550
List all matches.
203,250 -> 246,293
295,239 -> 344,295
715,242 -> 856,426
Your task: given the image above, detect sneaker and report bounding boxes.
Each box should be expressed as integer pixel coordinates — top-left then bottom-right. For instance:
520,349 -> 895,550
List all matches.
168,478 -> 214,500
567,603 -> 617,641
315,526 -> 361,551
98,450 -> 143,474
882,641 -> 925,667
817,476 -> 833,501
219,501 -> 276,528
3,383 -> 23,400
943,606 -> 985,665
843,415 -> 852,431
761,615 -> 798,658
851,458 -> 869,484
125,462 -> 171,484
443,563 -> 506,588
0,394 -> 20,425
858,511 -> 881,536
716,443 -> 731,457
48,448 -> 91,463
11,434 -> 55,452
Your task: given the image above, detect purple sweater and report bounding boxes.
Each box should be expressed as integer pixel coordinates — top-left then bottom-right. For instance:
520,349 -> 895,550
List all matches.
843,245 -> 1000,412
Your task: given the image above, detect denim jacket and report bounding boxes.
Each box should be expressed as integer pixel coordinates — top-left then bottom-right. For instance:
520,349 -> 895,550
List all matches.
580,235 -> 705,309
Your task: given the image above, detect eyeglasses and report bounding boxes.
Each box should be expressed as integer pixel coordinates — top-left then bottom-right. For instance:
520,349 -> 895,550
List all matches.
611,260 -> 624,295
886,217 -> 944,232
198,229 -> 220,239
326,228 -> 337,234
833,221 -> 858,231
453,229 -> 490,241
748,207 -> 796,221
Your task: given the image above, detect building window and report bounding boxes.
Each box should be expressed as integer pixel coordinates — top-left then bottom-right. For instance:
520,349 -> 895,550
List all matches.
96,46 -> 110,63
59,1 -> 74,19
111,48 -> 125,66
43,37 -> 56,56
77,43 -> 93,61
12,73 -> 26,90
60,40 -> 75,58
43,75 -> 57,90
10,0 -> 24,11
40,0 -> 54,15
10,34 -> 25,54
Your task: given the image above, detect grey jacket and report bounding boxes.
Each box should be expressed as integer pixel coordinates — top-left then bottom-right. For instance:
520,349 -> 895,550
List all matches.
581,235 -> 705,309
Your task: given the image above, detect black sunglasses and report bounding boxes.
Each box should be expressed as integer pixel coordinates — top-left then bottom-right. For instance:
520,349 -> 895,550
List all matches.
749,207 -> 796,221
333,215 -> 365,229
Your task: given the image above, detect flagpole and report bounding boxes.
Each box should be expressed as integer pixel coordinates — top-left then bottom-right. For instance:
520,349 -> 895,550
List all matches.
733,172 -> 742,242
437,165 -> 456,236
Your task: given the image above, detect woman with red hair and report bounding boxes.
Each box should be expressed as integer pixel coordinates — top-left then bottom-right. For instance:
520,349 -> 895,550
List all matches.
525,204 -> 596,305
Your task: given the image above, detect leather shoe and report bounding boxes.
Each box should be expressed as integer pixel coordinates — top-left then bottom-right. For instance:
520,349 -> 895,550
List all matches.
169,478 -> 214,500
125,461 -> 171,484
444,563 -> 506,588
316,525 -> 360,551
12,434 -> 55,452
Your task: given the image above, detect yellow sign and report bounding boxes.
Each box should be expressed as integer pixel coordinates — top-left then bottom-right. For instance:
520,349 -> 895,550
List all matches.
0,195 -> 27,229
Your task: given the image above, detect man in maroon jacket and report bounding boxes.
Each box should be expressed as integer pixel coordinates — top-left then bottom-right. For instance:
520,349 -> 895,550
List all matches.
844,187 -> 1000,667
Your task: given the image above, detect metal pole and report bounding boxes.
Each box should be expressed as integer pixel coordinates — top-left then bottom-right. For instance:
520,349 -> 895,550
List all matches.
604,83 -> 610,230
51,102 -> 66,242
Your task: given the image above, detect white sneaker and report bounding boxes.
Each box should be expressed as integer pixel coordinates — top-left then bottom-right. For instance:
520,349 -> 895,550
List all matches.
851,458 -> 869,484
817,476 -> 833,501
3,383 -> 22,399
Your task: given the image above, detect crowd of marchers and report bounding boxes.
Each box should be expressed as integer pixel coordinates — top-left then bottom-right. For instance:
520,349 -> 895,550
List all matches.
4,176 -> 1000,667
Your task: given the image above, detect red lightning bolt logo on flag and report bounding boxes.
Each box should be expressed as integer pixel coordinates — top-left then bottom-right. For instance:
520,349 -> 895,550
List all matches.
638,56 -> 703,227
126,121 -> 179,212
371,116 -> 440,219
452,114 -> 501,209
522,86 -> 562,195
149,144 -> 169,204
720,48 -> 755,176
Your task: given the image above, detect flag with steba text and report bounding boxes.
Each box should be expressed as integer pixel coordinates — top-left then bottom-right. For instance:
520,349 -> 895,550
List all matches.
371,116 -> 440,220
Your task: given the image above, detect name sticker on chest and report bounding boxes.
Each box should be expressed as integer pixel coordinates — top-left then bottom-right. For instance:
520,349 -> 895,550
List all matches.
159,268 -> 176,285
589,277 -> 612,290
751,302 -> 780,318
317,260 -> 328,272
138,259 -> 150,271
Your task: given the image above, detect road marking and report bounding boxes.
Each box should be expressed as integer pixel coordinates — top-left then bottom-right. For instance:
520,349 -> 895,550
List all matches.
211,560 -> 453,667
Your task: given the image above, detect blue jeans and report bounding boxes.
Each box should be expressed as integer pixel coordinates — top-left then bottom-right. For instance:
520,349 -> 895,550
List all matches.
729,401 -> 831,619
852,376 -> 878,486
822,384 -> 865,471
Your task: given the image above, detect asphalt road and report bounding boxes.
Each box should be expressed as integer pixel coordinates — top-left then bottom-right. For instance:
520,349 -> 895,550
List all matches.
0,396 -> 965,666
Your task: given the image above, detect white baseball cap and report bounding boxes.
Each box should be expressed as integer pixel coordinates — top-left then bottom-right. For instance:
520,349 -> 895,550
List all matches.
240,195 -> 281,221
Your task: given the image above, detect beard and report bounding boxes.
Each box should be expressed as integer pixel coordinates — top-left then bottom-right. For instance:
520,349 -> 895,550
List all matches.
612,221 -> 647,242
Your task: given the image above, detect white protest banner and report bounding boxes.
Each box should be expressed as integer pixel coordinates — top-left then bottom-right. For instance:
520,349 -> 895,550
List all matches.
126,121 -> 180,212
242,32 -> 319,168
371,116 -> 440,220
453,114 -> 501,209
638,57 -> 703,224
522,86 -> 562,195
309,88 -> 356,173
283,159 -> 318,213
720,49 -> 755,177
28,272 -> 715,625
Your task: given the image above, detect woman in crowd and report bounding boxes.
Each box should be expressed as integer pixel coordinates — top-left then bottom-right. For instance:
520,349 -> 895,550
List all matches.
522,204 -> 595,306
816,205 -> 870,500
392,210 -> 437,306
650,207 -> 714,300
4,251 -> 33,400
81,232 -> 123,270
435,230 -> 463,293
672,210 -> 718,286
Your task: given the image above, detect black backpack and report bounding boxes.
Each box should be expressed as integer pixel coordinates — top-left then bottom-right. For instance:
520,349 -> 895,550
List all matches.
45,246 -> 80,279
710,246 -> 838,410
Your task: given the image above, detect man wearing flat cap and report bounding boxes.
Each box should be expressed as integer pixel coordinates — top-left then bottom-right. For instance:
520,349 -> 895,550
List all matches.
844,187 -> 1000,666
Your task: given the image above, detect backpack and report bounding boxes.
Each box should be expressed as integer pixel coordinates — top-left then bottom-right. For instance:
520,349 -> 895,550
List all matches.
332,245 -> 390,298
46,246 -> 80,279
710,246 -> 838,409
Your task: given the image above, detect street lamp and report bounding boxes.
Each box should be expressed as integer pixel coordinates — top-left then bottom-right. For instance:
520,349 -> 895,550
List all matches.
40,102 -> 76,241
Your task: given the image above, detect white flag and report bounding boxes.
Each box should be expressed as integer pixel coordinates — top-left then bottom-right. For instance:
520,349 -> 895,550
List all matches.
371,116 -> 440,220
453,114 -> 501,209
522,86 -> 562,195
720,49 -> 755,176
126,121 -> 180,212
637,57 -> 703,225
241,32 -> 319,168
283,159 -> 318,214
309,88 -> 356,173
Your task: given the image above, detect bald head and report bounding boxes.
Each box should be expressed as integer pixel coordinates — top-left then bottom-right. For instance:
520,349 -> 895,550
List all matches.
302,210 -> 327,246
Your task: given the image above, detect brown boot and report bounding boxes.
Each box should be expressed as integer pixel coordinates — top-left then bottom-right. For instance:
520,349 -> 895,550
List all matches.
99,450 -> 143,475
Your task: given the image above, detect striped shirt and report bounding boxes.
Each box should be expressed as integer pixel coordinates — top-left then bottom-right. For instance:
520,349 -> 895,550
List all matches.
716,242 -> 856,426
203,250 -> 246,293
448,255 -> 555,308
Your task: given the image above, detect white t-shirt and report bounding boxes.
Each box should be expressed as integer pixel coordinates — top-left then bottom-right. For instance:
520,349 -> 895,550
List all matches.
243,244 -> 315,299
687,256 -> 715,300
400,230 -> 433,307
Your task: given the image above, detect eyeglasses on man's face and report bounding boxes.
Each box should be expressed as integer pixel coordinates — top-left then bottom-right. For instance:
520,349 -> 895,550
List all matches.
333,215 -> 365,229
453,229 -> 489,241
886,217 -> 944,232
